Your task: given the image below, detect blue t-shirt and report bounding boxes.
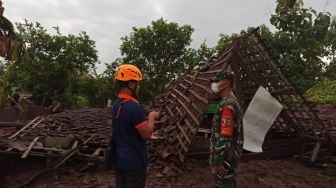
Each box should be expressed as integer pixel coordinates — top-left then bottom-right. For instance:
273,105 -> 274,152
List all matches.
111,95 -> 148,171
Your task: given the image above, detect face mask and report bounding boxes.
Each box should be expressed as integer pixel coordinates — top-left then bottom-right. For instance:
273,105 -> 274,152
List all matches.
133,84 -> 140,98
211,82 -> 221,93
127,82 -> 138,98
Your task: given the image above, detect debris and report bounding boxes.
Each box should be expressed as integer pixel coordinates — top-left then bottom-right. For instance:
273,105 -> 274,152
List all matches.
8,116 -> 41,139
45,135 -> 76,149
21,134 -> 96,187
21,136 -> 40,158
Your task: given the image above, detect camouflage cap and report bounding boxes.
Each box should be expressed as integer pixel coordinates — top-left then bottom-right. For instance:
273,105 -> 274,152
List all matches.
211,71 -> 234,84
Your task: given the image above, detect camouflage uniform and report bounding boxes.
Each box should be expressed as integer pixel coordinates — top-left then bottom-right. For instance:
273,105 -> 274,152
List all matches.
209,93 -> 243,188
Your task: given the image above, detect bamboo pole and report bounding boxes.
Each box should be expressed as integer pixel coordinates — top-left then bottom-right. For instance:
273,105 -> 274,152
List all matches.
21,137 -> 40,158
9,117 -> 40,139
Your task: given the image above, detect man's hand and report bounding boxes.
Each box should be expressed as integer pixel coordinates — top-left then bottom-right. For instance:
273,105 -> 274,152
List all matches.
137,111 -> 160,140
212,165 -> 229,176
149,111 -> 160,120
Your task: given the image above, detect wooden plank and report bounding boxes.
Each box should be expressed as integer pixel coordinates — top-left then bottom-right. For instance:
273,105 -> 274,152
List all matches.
165,105 -> 174,117
93,148 -> 103,156
176,147 -> 185,162
176,122 -> 191,144
176,134 -> 188,152
176,98 -> 200,126
198,69 -> 222,75
54,134 -> 96,168
170,93 -> 177,99
32,118 -> 45,128
189,90 -> 208,104
71,140 -> 78,149
173,88 -> 190,103
175,106 -> 183,117
182,78 -> 211,94
21,137 -> 40,158
9,117 -> 40,139
191,102 -> 204,116
310,141 -> 321,162
167,98 -> 174,104
178,83 -> 189,90
186,74 -> 210,82
183,118 -> 196,134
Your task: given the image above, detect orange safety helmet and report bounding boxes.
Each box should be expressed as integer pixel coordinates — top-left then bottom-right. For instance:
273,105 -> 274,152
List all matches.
115,64 -> 143,81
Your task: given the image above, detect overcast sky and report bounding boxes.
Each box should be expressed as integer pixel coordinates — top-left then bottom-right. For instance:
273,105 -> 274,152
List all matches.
3,0 -> 336,73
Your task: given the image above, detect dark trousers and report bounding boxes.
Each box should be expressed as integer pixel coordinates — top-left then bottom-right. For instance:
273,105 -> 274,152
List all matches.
214,170 -> 237,188
116,167 -> 147,188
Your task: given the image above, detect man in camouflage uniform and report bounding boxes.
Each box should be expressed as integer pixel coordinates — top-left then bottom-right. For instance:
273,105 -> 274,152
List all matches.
209,71 -> 244,188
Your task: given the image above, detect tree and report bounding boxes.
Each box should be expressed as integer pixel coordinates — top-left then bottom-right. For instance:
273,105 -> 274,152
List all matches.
120,18 -> 194,97
216,33 -> 239,53
214,1 -> 335,92
269,0 -> 334,91
324,16 -> 336,80
324,60 -> 336,80
181,41 -> 216,75
76,74 -> 115,107
8,20 -> 98,106
0,62 -> 9,107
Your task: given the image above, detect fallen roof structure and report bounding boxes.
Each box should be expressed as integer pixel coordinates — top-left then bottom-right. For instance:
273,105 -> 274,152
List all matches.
147,28 -> 334,163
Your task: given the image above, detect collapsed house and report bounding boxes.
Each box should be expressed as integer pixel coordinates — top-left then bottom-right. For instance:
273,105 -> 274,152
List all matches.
0,29 -> 335,179
148,28 -> 334,163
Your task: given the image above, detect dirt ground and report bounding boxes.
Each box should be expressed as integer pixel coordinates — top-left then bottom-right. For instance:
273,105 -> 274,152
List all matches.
1,157 -> 335,188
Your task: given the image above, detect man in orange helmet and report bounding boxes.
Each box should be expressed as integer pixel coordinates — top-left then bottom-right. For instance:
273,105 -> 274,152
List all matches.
112,64 -> 160,188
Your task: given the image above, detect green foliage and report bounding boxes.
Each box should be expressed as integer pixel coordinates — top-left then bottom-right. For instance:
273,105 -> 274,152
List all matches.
216,33 -> 239,53
184,41 -> 216,72
0,61 -> 11,108
324,17 -> 336,79
120,18 -> 195,98
7,20 -> 98,106
76,74 -> 115,107
324,59 -> 336,80
215,27 -> 264,53
0,63 -> 7,107
214,1 -> 336,94
195,41 -> 216,62
305,80 -> 336,104
269,0 -> 335,91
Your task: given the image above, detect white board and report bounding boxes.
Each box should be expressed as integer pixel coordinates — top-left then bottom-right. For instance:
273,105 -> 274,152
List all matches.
243,86 -> 283,152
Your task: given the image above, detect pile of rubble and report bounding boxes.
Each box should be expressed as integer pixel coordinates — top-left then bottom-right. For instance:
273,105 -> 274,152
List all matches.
0,108 -> 110,163
316,104 -> 336,123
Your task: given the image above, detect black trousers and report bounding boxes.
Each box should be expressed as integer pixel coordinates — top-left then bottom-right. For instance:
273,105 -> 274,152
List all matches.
115,167 -> 147,188
214,170 -> 237,188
